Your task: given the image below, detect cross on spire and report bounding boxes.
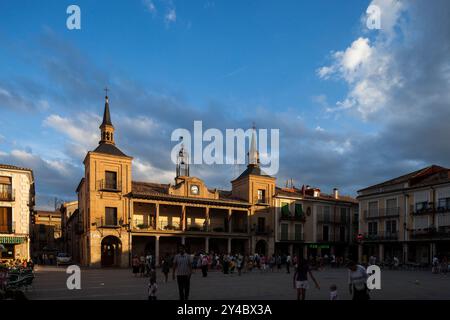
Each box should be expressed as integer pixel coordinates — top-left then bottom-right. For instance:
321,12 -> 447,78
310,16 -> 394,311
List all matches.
104,86 -> 109,97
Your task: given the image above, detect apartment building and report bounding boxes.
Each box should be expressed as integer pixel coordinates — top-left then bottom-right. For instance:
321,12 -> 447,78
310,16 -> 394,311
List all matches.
274,186 -> 358,259
30,210 -> 63,260
0,164 -> 35,260
357,165 -> 450,264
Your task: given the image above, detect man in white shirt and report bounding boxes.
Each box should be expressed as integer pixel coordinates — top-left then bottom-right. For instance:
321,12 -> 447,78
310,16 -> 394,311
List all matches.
347,261 -> 369,300
173,245 -> 192,300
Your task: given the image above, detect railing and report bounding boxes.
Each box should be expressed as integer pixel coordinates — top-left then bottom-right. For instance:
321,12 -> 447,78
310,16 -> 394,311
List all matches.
363,231 -> 399,241
94,217 -> 121,228
97,179 -> 121,192
231,226 -> 248,234
0,188 -> 15,201
410,228 -> 450,240
186,223 -> 208,232
280,213 -> 305,222
0,222 -> 15,234
364,207 -> 400,219
132,219 -> 157,231
158,221 -> 182,231
209,224 -> 228,233
316,231 -> 349,243
279,231 -> 304,241
253,225 -> 272,236
411,204 -> 450,215
254,196 -> 269,205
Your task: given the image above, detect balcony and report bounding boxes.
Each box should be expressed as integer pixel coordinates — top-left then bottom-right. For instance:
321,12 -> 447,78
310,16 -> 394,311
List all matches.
316,231 -> 349,243
253,225 -> 272,236
97,179 -> 121,192
231,226 -> 248,234
94,217 -> 122,228
132,219 -> 157,231
280,213 -> 306,222
411,203 -> 450,215
186,223 -> 208,232
0,188 -> 15,202
0,221 -> 15,234
410,227 -> 450,240
364,207 -> 400,220
158,221 -> 182,231
363,231 -> 399,241
279,231 -> 304,242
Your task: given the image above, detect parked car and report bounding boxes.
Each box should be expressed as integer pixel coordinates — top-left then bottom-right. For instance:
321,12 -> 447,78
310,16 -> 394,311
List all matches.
56,253 -> 72,266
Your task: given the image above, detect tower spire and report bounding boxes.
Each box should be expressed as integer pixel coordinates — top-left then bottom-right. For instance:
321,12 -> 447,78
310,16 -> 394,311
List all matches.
99,88 -> 115,145
248,123 -> 259,166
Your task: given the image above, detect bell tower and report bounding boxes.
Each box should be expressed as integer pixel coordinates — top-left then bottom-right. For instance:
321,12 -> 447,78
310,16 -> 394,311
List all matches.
99,89 -> 115,145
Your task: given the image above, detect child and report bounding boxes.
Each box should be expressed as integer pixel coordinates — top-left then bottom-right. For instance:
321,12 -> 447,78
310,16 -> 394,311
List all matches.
329,284 -> 338,300
148,277 -> 157,300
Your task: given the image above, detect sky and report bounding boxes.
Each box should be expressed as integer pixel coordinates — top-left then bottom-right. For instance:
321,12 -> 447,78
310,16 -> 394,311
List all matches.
0,0 -> 449,209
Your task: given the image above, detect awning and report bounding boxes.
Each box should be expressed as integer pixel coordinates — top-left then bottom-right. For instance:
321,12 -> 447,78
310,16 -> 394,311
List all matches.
0,236 -> 26,244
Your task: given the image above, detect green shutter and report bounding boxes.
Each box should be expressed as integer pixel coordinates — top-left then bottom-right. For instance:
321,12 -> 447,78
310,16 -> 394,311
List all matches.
281,203 -> 290,217
295,204 -> 303,217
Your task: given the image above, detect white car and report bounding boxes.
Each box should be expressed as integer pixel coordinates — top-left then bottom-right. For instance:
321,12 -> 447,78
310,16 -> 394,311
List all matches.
56,253 -> 72,266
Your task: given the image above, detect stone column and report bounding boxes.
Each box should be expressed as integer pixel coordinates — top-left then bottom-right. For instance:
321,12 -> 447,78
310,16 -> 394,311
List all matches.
358,244 -> 363,263
155,203 -> 160,230
378,243 -> 384,263
155,236 -> 160,267
205,237 -> 209,253
303,245 -> 308,259
182,205 -> 186,231
289,244 -> 294,257
227,238 -> 232,254
205,207 -> 210,232
228,209 -> 232,233
402,243 -> 408,263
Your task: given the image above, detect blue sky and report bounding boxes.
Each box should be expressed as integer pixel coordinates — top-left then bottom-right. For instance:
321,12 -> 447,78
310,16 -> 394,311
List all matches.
1,0 -> 449,209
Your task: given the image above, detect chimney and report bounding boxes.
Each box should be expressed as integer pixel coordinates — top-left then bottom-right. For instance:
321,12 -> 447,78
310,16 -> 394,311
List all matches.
333,188 -> 339,199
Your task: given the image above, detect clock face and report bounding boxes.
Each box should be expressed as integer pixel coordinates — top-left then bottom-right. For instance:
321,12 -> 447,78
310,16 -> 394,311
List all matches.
190,185 -> 199,195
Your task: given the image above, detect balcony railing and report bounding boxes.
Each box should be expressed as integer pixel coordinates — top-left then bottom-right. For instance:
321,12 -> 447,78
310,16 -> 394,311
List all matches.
231,226 -> 248,234
97,179 -> 121,192
186,223 -> 208,232
316,231 -> 349,243
253,225 -> 272,236
158,221 -> 182,231
279,231 -> 304,241
411,204 -> 450,215
0,222 -> 15,234
132,219 -> 157,231
364,207 -> 400,219
363,231 -> 399,241
280,213 -> 305,222
410,227 -> 450,240
209,224 -> 228,233
0,188 -> 15,201
316,215 -> 350,224
94,217 -> 121,228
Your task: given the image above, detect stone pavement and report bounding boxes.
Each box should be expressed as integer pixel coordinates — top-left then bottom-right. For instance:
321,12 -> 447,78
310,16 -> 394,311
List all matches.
26,265 -> 450,300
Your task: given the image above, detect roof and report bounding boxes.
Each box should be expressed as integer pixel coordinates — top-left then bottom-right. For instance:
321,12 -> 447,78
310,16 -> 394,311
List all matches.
130,181 -> 250,206
93,143 -> 129,157
0,164 -> 33,174
274,186 -> 357,204
357,165 -> 449,193
101,97 -> 112,126
233,164 -> 273,181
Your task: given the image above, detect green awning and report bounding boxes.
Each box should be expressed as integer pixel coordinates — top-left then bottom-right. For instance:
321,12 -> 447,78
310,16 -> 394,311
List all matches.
0,236 -> 26,244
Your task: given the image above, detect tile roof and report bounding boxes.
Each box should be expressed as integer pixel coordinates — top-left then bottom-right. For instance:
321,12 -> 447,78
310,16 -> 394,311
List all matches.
233,164 -> 273,181
93,143 -> 129,157
274,186 -> 357,204
0,164 -> 33,173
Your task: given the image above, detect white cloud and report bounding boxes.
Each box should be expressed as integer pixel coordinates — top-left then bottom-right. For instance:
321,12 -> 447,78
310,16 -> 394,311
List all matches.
143,0 -> 156,14
165,9 -> 177,24
133,158 -> 173,182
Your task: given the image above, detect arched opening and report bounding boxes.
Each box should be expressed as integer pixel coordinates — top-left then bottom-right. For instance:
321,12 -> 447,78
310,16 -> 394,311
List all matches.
255,240 -> 267,256
101,236 -> 122,267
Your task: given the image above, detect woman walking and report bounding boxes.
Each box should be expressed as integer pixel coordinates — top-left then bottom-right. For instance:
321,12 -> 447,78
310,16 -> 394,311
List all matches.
347,261 -> 370,300
293,256 -> 320,300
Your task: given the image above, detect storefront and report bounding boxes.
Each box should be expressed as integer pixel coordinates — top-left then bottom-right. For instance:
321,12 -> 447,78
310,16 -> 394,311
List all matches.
0,236 -> 28,260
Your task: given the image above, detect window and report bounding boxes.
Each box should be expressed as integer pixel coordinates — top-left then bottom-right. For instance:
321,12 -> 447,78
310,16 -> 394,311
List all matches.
386,198 -> 398,215
368,222 -> 378,235
0,176 -> 12,201
257,189 -> 266,203
294,224 -> 303,241
322,225 -> 329,241
280,224 -> 288,240
415,191 -> 429,212
386,220 -> 397,234
368,201 -> 378,217
281,202 -> 290,217
340,208 -> 347,223
438,198 -> 450,210
257,217 -> 265,232
0,207 -> 12,233
295,204 -> 303,218
339,226 -> 346,242
323,206 -> 331,222
105,207 -> 118,226
105,171 -> 117,190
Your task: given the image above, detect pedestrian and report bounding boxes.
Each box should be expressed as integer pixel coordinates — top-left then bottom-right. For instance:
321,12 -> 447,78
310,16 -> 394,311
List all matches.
286,254 -> 291,274
329,284 -> 338,300
148,277 -> 158,301
237,254 -> 243,276
432,256 -> 440,274
222,254 -> 229,274
347,260 -> 370,300
161,255 -> 170,283
276,255 -> 282,272
201,254 -> 209,277
172,245 -> 192,301
293,256 -> 320,300
132,255 -> 140,277
139,254 -> 146,277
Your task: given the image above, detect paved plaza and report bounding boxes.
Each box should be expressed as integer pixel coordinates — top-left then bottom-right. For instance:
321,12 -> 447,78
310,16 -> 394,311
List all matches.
25,265 -> 450,300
